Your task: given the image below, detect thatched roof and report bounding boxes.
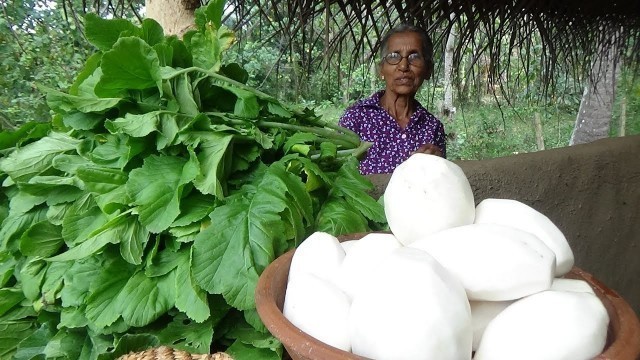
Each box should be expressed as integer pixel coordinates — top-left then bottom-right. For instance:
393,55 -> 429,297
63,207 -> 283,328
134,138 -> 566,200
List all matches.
226,0 -> 639,95
72,0 -> 640,97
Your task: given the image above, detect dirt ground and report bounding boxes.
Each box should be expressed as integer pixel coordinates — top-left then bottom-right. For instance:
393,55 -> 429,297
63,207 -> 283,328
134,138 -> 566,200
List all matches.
367,134 -> 640,316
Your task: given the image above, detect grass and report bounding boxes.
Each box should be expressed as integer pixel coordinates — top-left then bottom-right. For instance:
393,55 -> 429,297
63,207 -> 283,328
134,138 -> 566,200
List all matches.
445,104 -> 578,160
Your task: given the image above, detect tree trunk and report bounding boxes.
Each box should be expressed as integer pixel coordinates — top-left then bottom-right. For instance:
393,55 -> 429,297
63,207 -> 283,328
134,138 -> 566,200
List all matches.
370,61 -> 378,95
145,0 -> 199,37
533,112 -> 545,150
619,97 -> 626,136
323,0 -> 330,97
475,54 -> 489,104
569,40 -> 620,145
442,23 -> 457,121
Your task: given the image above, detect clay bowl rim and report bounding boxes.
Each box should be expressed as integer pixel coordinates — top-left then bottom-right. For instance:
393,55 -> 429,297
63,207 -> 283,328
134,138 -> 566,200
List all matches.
255,233 -> 640,360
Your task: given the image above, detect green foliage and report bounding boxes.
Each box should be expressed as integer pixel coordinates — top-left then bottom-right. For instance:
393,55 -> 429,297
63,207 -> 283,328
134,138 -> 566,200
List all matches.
0,2 -> 384,359
0,0 -> 91,129
612,69 -> 640,136
225,12 -> 379,106
445,105 -> 578,160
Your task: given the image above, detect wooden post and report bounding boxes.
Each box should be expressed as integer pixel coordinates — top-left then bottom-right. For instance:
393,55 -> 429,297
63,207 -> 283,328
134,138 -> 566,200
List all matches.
534,112 -> 545,150
619,97 -> 627,137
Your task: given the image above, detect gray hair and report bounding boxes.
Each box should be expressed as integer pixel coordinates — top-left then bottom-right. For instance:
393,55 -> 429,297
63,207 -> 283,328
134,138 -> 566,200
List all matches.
378,24 -> 434,71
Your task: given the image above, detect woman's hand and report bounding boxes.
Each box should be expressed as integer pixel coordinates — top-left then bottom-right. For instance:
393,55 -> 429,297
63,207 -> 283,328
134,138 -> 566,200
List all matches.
413,143 -> 443,157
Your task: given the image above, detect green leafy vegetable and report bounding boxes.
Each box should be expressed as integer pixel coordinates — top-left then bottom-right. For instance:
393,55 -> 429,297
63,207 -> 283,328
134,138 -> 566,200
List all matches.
0,0 -> 384,358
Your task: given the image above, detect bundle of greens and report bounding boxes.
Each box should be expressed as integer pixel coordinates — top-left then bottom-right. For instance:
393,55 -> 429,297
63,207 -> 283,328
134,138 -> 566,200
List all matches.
0,1 -> 384,358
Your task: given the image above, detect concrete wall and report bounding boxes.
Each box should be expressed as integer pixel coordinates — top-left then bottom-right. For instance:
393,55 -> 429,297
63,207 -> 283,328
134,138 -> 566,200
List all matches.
367,135 -> 640,315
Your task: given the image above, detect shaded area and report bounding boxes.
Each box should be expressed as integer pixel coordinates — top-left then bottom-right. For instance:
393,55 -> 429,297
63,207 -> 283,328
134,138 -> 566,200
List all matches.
226,0 -> 640,99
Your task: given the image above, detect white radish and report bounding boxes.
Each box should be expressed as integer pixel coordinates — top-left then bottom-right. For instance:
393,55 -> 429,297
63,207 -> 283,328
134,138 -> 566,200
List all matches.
474,290 -> 609,360
384,153 -> 475,246
340,239 -> 358,255
474,198 -> 574,276
349,247 -> 472,360
469,300 -> 514,351
409,223 -> 556,301
288,231 -> 345,285
551,278 -> 595,295
283,273 -> 352,351
336,232 -> 402,299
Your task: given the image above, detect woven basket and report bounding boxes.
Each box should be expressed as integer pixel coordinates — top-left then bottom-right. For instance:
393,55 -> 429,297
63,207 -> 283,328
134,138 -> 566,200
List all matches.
117,346 -> 233,360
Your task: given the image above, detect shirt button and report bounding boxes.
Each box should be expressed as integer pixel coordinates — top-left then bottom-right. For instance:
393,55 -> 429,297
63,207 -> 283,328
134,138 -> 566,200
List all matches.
401,133 -> 407,139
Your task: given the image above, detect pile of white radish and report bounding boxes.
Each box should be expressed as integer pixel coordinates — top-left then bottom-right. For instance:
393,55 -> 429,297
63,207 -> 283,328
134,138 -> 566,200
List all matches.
283,154 -> 609,360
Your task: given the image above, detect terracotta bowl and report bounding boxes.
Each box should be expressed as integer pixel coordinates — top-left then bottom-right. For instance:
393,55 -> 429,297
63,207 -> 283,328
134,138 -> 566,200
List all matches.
255,234 -> 640,360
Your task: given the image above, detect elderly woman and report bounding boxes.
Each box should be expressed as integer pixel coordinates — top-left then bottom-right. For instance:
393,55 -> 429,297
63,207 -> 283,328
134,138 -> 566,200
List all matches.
339,24 -> 446,175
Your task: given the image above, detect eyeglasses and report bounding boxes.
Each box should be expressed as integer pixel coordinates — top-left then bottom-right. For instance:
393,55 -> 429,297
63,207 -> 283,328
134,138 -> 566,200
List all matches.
383,52 -> 424,66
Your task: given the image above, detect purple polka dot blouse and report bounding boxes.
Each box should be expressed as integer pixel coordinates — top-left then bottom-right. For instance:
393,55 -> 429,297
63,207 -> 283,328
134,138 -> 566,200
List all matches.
339,90 -> 447,175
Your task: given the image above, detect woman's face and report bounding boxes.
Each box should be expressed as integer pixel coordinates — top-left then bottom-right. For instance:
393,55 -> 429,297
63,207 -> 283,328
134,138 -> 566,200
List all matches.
380,32 -> 431,97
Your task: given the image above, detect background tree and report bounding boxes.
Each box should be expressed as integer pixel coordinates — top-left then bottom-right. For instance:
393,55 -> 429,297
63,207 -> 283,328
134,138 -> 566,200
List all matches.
145,0 -> 199,36
442,11 -> 457,121
0,0 -> 91,128
570,36 -> 621,145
